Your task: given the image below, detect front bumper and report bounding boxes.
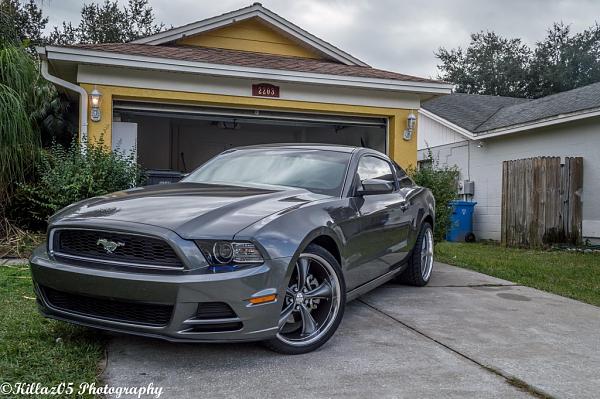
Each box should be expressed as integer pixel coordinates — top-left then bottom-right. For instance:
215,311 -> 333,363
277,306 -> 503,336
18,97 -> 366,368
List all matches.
30,246 -> 292,342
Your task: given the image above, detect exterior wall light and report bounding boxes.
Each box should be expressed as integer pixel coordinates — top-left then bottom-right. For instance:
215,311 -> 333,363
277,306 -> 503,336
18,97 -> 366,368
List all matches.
89,87 -> 102,122
403,111 -> 417,141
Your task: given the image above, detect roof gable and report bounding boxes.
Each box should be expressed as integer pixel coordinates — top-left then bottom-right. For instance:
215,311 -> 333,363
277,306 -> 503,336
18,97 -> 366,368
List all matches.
132,3 -> 368,66
174,17 -> 322,60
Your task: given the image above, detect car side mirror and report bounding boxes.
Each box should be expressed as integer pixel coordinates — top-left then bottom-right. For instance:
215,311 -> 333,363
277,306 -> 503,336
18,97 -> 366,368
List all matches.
357,179 -> 395,196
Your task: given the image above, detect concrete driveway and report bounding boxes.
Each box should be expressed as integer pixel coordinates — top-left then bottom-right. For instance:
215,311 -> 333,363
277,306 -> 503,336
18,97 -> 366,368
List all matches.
103,263 -> 600,398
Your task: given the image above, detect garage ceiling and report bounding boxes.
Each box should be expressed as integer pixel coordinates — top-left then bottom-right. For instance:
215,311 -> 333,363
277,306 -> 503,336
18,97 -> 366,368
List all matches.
113,101 -> 387,128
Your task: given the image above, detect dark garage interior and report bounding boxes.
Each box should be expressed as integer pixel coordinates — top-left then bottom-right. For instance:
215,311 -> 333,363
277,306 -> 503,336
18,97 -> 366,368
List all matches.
113,101 -> 387,174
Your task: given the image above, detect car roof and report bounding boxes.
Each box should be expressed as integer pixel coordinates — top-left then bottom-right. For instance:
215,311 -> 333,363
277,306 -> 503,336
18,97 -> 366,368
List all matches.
230,143 -> 371,154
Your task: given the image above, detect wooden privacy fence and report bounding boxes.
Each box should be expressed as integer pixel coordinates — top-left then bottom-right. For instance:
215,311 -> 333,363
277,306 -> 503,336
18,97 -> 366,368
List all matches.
501,157 -> 583,248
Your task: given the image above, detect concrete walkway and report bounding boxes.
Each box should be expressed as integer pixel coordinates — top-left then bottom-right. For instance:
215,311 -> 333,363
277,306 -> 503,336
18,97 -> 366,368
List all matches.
103,263 -> 600,398
0,258 -> 28,266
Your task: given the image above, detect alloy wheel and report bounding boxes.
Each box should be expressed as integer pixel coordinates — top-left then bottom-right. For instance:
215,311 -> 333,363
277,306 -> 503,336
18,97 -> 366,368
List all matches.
420,227 -> 434,281
276,253 -> 341,347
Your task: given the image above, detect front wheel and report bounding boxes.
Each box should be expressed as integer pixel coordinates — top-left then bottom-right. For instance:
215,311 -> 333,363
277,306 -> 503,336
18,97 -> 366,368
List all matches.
397,222 -> 434,286
264,244 -> 346,354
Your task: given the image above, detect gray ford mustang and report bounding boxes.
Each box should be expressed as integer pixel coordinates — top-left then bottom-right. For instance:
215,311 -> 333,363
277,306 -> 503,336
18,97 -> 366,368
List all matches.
30,144 -> 435,354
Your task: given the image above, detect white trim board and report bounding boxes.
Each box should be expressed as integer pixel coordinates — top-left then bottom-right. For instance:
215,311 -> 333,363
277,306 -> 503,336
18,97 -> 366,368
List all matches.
40,46 -> 452,95
131,3 -> 367,67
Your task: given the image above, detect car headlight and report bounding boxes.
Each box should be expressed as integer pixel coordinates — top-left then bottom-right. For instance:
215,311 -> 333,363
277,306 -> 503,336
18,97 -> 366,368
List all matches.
195,240 -> 264,266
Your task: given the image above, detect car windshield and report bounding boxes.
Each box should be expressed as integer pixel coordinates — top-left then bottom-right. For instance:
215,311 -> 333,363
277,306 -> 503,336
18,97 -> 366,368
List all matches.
183,148 -> 351,196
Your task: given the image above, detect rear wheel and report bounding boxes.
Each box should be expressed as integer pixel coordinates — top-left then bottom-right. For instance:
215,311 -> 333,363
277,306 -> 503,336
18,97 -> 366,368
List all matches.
264,244 -> 345,354
398,222 -> 434,286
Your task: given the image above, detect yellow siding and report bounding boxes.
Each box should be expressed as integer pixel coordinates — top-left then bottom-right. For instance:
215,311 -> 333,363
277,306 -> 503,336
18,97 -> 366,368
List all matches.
81,83 -> 417,169
176,18 -> 322,59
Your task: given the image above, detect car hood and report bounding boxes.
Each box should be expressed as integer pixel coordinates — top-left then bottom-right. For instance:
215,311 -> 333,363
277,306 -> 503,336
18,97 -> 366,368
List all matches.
51,182 -> 326,239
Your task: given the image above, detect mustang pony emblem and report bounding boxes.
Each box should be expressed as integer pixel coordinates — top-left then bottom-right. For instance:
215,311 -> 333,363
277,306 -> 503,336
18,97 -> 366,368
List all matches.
96,238 -> 125,254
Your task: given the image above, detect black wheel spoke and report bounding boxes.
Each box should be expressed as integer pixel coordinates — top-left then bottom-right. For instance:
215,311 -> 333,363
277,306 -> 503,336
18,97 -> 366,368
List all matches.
278,302 -> 295,329
296,258 -> 310,291
299,304 -> 317,335
304,280 -> 332,300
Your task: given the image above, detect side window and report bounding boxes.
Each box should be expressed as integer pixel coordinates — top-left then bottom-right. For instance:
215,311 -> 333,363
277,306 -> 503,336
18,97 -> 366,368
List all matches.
357,156 -> 394,183
393,162 -> 414,188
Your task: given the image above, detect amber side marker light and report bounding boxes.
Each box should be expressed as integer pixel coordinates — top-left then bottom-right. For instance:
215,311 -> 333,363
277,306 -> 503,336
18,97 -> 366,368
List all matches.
248,294 -> 277,304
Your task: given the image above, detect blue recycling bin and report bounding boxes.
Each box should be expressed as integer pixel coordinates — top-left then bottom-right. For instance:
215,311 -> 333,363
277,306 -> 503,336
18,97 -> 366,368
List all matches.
446,200 -> 477,242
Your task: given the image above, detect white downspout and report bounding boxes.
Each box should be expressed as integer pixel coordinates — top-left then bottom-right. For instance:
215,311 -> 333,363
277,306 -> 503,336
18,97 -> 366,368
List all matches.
39,56 -> 88,149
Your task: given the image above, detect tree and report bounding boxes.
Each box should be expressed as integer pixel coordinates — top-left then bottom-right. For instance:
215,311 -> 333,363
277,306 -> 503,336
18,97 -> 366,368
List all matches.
437,24 -> 600,99
49,0 -> 166,45
436,32 -> 531,97
528,23 -> 600,98
0,0 -> 48,50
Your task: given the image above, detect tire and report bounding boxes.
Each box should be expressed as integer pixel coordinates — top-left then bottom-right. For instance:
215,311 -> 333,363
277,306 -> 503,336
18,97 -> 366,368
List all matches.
264,244 -> 346,354
397,222 -> 434,286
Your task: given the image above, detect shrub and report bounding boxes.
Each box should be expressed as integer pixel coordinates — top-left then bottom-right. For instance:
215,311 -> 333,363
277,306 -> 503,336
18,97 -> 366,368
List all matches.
0,43 -> 40,209
408,150 -> 459,242
10,138 -> 144,230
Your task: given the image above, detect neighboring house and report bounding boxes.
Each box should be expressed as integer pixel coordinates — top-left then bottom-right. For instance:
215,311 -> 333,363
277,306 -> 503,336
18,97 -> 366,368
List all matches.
418,83 -> 600,242
37,3 -> 451,172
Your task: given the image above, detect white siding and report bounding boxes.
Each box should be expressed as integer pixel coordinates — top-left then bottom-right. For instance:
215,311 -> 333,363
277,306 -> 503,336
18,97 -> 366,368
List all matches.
418,117 -> 600,241
418,113 -> 469,150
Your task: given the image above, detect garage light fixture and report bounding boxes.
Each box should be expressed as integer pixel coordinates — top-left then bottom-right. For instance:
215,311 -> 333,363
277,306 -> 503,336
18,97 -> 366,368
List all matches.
403,111 -> 417,141
89,87 -> 102,122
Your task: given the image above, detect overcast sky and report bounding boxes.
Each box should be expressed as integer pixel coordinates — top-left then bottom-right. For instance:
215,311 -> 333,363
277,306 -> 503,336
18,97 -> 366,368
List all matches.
39,0 -> 600,78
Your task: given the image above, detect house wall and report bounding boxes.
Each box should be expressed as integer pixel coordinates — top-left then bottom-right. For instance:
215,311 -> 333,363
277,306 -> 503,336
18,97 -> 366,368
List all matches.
417,112 -> 468,150
418,116 -> 600,240
79,76 -> 420,169
175,18 -> 322,59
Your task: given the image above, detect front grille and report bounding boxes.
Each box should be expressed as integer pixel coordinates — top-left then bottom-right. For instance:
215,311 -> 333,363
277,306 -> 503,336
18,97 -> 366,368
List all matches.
196,302 -> 237,320
40,285 -> 173,326
54,229 -> 183,269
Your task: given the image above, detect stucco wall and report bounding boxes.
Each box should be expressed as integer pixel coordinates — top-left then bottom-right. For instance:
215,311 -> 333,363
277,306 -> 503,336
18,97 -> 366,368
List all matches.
418,116 -> 600,240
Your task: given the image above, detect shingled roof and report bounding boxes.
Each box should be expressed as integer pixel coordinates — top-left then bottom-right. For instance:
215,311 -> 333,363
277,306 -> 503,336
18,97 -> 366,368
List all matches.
66,43 -> 443,84
423,82 -> 600,134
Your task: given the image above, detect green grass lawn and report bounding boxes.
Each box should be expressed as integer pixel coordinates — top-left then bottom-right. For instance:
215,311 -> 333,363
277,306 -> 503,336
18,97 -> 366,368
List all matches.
0,265 -> 106,398
435,242 -> 600,307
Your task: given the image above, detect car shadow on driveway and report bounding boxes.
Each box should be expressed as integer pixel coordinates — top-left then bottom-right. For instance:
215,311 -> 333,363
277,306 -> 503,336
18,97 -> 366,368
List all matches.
102,273 -> 531,398
101,263 -> 600,399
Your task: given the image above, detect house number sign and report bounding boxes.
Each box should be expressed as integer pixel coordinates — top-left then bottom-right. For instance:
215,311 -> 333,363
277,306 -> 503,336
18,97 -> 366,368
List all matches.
252,83 -> 280,98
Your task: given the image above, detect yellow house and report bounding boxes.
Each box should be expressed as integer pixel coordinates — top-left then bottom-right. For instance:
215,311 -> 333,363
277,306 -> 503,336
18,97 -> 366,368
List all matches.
37,3 -> 451,172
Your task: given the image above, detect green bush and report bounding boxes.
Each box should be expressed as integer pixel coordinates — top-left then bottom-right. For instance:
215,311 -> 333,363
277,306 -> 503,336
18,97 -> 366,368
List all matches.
10,138 -> 144,230
408,150 -> 459,242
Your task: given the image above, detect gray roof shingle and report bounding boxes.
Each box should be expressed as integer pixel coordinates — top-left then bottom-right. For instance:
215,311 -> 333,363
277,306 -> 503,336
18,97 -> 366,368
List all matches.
422,93 -> 529,132
423,81 -> 600,134
64,43 -> 443,84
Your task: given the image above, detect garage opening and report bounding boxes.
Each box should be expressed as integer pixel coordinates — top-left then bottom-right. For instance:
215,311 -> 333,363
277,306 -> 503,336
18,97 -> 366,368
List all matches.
112,101 -> 387,173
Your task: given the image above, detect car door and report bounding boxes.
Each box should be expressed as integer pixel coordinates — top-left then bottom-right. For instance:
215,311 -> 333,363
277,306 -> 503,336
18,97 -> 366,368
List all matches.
345,155 -> 412,289
393,161 -> 422,251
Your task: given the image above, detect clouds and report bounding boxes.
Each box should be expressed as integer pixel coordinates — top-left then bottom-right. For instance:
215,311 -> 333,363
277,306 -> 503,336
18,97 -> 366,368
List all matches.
39,0 -> 600,78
